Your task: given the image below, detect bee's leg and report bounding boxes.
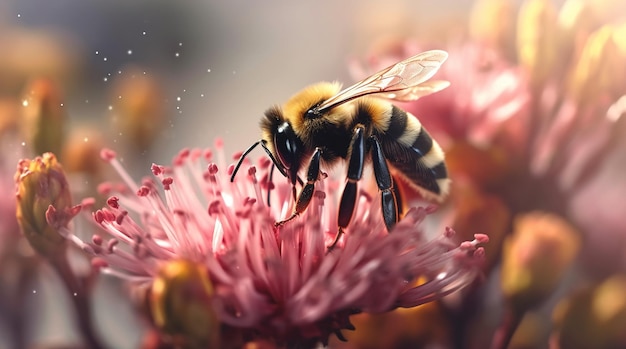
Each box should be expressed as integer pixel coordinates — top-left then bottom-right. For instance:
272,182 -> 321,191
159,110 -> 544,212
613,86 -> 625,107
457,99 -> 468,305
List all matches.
329,125 -> 366,250
275,148 -> 322,226
266,163 -> 275,206
370,136 -> 399,231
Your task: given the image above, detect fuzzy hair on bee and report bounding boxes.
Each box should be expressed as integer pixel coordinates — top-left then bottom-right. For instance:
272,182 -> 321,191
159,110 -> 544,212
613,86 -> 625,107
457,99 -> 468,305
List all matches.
232,50 -> 451,249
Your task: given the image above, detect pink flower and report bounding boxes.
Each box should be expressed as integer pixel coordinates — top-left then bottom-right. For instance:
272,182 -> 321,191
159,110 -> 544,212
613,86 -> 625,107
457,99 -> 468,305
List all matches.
61,143 -> 487,347
350,42 -> 531,151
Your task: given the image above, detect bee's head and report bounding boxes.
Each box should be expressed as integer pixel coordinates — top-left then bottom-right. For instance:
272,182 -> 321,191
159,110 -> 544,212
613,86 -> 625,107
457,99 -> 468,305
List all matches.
261,106 -> 304,185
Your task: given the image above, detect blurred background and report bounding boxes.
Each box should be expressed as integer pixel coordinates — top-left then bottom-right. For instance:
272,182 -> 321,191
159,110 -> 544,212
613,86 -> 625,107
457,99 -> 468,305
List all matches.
0,0 -> 474,160
1,0 -> 626,348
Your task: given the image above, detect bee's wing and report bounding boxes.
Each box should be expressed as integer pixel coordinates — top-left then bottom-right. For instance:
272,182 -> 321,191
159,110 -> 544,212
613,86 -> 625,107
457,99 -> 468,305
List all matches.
317,50 -> 449,113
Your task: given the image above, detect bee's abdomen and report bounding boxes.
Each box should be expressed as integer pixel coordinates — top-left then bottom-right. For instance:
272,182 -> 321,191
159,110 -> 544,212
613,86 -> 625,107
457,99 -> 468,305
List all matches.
379,106 -> 449,199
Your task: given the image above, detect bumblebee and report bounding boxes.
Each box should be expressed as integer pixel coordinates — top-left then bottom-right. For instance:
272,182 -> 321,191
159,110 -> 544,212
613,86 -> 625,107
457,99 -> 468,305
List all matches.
231,50 -> 450,247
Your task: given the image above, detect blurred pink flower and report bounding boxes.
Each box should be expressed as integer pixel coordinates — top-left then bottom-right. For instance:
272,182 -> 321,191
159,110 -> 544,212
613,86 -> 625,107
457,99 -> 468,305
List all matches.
60,144 -> 487,347
349,42 -> 531,151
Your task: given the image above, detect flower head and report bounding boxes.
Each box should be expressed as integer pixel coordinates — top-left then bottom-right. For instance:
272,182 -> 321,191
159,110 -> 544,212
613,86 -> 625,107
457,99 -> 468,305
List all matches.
62,144 -> 487,348
15,153 -> 79,259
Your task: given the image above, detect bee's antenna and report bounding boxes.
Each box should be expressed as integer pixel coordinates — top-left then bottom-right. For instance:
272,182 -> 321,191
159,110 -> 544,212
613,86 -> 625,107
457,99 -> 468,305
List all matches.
231,140 -> 262,182
231,140 -> 288,182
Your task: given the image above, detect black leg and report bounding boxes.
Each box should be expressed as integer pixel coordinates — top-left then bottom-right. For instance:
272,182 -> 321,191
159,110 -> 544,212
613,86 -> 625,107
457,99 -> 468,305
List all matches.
329,125 -> 366,250
266,163 -> 275,206
276,148 -> 322,226
370,136 -> 399,231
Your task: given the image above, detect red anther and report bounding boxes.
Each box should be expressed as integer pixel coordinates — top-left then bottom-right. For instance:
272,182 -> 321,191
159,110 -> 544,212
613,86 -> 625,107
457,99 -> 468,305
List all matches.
97,182 -> 114,195
208,200 -> 221,215
207,163 -> 219,175
107,239 -> 119,253
203,148 -> 213,161
94,210 -> 105,223
107,196 -> 120,209
162,177 -> 174,190
151,163 -> 163,175
137,186 -> 150,196
215,138 -> 223,149
91,258 -> 109,269
116,211 -> 128,225
100,148 -> 116,161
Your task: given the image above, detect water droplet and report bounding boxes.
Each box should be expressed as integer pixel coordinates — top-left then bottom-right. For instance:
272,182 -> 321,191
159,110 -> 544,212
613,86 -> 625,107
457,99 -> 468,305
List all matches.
73,292 -> 77,297
17,14 -> 21,18
108,105 -> 113,111
176,96 -> 181,102
178,42 -> 183,47
175,52 -> 180,57
127,49 -> 133,55
32,289 -> 36,294
95,50 -> 99,55
200,94 -> 205,97
22,100 -> 28,107
207,69 -> 211,73
142,31 -> 147,36
232,71 -> 236,75
60,103 -> 64,107
103,57 -> 108,62
103,77 -> 108,82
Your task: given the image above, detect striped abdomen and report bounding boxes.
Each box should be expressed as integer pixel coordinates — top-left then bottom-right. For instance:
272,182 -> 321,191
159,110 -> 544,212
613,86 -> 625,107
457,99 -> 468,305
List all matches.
377,105 -> 450,201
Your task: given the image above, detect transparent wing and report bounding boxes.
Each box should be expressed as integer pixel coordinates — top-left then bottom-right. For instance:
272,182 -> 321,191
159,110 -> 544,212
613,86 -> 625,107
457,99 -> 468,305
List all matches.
317,50 -> 449,113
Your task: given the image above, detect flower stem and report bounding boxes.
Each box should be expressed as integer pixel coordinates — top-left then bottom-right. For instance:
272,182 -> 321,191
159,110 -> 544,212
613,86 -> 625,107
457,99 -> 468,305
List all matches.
49,255 -> 107,349
490,308 -> 524,349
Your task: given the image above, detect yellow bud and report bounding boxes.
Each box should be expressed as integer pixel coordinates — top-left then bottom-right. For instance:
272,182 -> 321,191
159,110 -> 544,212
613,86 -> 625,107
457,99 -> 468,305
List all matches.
339,302 -> 450,348
150,259 -> 219,349
0,98 -> 19,136
61,127 -> 105,177
470,0 -> 516,58
20,79 -> 66,156
558,0 -> 598,55
450,180 -> 511,268
516,0 -> 561,88
110,67 -> 166,152
553,274 -> 626,349
568,25 -> 626,105
501,212 -> 580,312
15,153 -> 72,258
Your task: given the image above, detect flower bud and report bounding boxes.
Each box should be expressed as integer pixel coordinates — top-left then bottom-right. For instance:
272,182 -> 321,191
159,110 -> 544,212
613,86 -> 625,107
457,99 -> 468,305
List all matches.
450,180 -> 511,268
470,0 -> 516,58
516,0 -> 561,88
15,153 -> 73,258
150,259 -> 219,348
553,274 -> 626,349
340,302 -> 450,349
61,127 -> 105,177
20,79 -> 66,156
558,0 -> 598,56
110,67 -> 166,152
568,25 -> 626,105
500,212 -> 580,312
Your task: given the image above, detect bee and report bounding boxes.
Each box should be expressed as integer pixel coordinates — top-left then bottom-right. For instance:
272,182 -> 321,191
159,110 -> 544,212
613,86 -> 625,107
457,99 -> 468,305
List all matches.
231,50 -> 451,248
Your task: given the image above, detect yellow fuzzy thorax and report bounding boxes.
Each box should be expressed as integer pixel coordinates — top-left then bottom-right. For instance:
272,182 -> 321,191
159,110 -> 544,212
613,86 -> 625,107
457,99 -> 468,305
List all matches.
282,82 -> 353,136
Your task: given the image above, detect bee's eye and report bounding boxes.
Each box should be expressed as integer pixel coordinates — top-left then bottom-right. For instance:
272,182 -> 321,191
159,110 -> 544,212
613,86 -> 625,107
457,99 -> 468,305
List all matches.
274,122 -> 299,170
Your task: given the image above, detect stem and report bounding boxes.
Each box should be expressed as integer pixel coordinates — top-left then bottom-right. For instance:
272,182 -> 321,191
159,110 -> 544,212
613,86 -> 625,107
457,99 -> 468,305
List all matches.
490,308 -> 524,349
49,255 -> 107,349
